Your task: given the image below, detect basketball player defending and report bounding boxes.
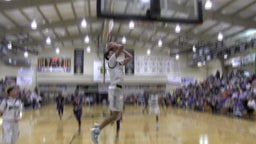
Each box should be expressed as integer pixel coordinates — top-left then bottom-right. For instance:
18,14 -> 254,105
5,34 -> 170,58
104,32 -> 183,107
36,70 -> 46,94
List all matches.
91,42 -> 132,144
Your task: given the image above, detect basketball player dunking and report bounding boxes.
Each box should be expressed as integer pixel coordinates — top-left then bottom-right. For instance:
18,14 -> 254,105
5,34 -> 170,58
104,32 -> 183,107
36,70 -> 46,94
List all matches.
91,42 -> 132,144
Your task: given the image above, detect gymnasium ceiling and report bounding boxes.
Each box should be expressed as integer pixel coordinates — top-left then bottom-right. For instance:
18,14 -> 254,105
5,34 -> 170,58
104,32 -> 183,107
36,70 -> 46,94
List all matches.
0,0 -> 256,56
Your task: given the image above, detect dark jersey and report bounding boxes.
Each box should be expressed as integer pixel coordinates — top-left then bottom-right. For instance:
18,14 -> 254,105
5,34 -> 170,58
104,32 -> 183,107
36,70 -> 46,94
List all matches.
56,96 -> 64,107
73,96 -> 82,112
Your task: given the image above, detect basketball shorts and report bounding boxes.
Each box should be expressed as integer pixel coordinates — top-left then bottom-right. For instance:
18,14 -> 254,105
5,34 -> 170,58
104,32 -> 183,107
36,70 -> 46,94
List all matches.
2,120 -> 19,144
149,106 -> 160,115
108,85 -> 123,112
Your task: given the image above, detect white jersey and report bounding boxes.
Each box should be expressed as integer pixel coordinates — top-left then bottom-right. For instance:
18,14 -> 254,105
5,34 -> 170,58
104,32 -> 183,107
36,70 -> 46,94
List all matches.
150,95 -> 159,108
108,54 -> 124,85
149,94 -> 160,115
0,98 -> 23,121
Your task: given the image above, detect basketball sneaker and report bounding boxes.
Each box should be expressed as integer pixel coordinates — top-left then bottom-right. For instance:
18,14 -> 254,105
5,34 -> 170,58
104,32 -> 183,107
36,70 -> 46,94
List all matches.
94,123 -> 100,128
91,127 -> 100,144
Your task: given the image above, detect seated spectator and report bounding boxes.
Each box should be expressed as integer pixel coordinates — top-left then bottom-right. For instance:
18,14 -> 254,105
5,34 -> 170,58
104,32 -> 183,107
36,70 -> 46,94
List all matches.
247,97 -> 256,110
247,97 -> 255,117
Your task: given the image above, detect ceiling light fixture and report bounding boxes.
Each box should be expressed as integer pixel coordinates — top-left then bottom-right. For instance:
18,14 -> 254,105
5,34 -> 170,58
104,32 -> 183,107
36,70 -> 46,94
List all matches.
81,18 -> 87,28
31,19 -> 37,30
24,51 -> 28,58
175,54 -> 179,60
218,32 -> 223,41
122,36 -> 126,44
7,42 -> 12,50
129,21 -> 134,29
193,45 -> 196,52
56,47 -> 60,54
175,24 -> 181,33
158,39 -> 162,47
147,49 -> 151,55
46,36 -> 51,45
84,35 -> 89,43
141,0 -> 150,3
86,46 -> 91,53
205,0 -> 212,10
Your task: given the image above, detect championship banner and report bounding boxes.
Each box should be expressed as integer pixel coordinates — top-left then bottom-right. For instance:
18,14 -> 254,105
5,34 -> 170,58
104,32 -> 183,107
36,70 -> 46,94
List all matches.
74,49 -> 84,74
38,57 -> 71,72
125,49 -> 134,75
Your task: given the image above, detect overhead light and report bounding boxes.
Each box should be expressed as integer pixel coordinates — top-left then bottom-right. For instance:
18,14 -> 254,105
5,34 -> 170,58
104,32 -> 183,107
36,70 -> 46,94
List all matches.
30,19 -> 37,30
46,36 -> 51,45
158,39 -> 162,47
217,32 -> 223,41
122,36 -> 126,44
141,0 -> 150,3
224,54 -> 228,59
9,58 -> 12,63
4,0 -> 12,2
84,35 -> 89,43
175,54 -> 179,60
175,24 -> 181,33
81,18 -> 87,28
192,45 -> 196,52
24,51 -> 28,58
56,47 -> 60,54
7,42 -> 12,50
86,46 -> 91,53
129,21 -> 134,29
147,49 -> 151,55
205,0 -> 212,10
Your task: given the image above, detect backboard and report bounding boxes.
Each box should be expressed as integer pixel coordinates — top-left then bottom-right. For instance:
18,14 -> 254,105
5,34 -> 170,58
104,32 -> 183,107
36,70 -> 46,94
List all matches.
97,0 -> 203,24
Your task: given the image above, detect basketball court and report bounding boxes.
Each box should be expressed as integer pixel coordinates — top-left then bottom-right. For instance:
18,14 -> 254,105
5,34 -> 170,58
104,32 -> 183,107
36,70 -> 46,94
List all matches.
0,105 -> 255,144
0,0 -> 256,144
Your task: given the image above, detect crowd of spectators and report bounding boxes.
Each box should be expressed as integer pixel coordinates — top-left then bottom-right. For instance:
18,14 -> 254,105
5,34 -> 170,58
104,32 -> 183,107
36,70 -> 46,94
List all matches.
170,70 -> 256,119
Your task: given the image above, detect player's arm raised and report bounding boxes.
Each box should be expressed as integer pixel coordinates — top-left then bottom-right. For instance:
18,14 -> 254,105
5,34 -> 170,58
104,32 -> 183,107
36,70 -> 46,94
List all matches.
122,49 -> 133,65
113,43 -> 124,57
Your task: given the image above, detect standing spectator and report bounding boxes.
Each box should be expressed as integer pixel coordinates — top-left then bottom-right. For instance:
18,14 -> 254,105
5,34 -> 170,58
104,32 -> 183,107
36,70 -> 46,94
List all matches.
30,88 -> 39,109
0,86 -> 23,144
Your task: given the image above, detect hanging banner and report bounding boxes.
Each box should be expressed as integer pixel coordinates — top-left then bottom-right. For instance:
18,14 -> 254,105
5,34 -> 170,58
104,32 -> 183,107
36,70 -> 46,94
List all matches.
74,49 -> 84,74
38,57 -> 71,72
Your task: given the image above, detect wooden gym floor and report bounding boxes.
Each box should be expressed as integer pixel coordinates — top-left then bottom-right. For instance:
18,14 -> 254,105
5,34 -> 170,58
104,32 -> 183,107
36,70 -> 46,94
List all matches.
0,104 -> 256,144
